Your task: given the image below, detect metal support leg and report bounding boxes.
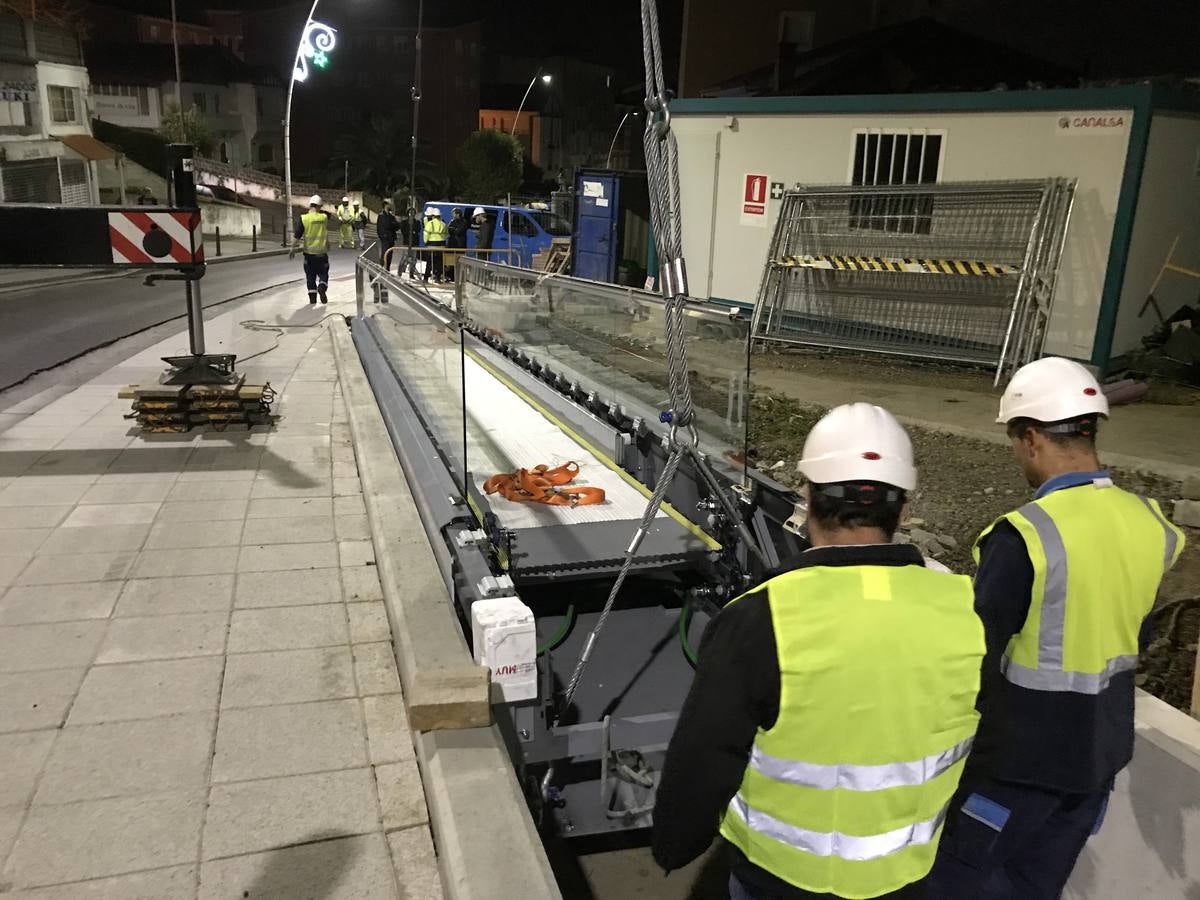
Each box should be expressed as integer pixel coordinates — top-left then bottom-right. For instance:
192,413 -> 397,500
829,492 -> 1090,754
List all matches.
186,279 -> 206,355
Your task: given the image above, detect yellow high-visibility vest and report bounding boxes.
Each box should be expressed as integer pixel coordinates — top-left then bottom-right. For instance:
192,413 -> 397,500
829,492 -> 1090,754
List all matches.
424,217 -> 448,243
300,210 -> 328,256
976,478 -> 1184,694
719,563 -> 984,899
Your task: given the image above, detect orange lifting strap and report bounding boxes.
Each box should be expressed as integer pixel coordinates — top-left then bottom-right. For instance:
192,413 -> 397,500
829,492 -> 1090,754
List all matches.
484,461 -> 606,508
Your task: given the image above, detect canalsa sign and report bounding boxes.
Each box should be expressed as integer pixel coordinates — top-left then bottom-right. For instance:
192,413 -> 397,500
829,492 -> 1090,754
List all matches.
1055,110 -> 1130,136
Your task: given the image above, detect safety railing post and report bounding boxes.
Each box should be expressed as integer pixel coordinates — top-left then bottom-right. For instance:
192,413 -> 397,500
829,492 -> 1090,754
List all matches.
251,224 -> 257,253
215,226 -> 221,257
355,257 -> 364,318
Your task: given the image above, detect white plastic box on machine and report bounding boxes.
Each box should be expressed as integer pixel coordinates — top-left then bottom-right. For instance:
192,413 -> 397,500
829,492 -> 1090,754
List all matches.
471,597 -> 538,702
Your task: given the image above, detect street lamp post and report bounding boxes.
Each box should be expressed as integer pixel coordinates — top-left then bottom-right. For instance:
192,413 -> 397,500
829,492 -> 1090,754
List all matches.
510,70 -> 552,138
283,1 -> 336,246
605,110 -> 639,169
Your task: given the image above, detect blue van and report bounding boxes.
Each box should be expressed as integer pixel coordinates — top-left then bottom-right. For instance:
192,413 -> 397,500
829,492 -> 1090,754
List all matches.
422,202 -> 570,268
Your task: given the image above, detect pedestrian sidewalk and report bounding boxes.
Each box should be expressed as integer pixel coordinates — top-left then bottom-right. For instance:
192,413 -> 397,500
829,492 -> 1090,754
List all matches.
0,278 -> 444,898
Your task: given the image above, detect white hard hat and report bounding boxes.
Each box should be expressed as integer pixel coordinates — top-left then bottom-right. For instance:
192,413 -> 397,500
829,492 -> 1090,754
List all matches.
353,200 -> 360,206
797,403 -> 916,491
309,194 -> 321,206
473,207 -> 486,217
342,196 -> 349,203
997,357 -> 1109,425
425,207 -> 441,217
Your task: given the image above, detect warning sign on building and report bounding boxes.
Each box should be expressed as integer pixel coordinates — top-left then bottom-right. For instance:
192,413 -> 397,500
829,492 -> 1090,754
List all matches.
741,173 -> 769,227
107,211 -> 204,265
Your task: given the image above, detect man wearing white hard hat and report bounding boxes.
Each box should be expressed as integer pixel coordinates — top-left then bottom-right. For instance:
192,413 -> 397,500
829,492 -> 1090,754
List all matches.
471,206 -> 495,259
655,404 -> 985,900
929,357 -> 1184,897
292,195 -> 332,304
335,196 -> 355,249
421,206 -> 447,284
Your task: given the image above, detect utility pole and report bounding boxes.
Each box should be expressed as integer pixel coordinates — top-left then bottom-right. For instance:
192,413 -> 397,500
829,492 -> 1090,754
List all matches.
170,0 -> 183,113
344,159 -> 348,194
409,0 -> 423,214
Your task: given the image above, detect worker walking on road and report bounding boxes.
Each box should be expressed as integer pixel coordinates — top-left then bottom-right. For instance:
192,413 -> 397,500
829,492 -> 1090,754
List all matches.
653,404 -> 985,900
929,357 -> 1185,899
292,194 -> 332,304
422,206 -> 447,283
336,196 -> 355,249
352,200 -> 368,250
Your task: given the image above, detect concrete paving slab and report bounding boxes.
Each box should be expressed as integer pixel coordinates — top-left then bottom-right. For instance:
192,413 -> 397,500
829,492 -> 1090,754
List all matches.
0,482 -> 89,507
211,699 -> 366,783
353,642 -> 403,697
0,507 -> 71,529
0,668 -> 86,733
334,494 -> 367,517
334,477 -> 363,496
33,713 -> 214,805
69,657 -> 223,724
78,482 -> 173,505
115,574 -> 234,617
342,566 -> 383,602
131,547 -> 240,579
154,499 -> 248,523
0,621 -> 106,672
240,514 -> 335,545
0,554 -> 29,588
375,763 -> 428,831
166,481 -> 255,503
142,520 -> 242,550
220,646 -> 356,708
1,865 -> 197,900
0,731 -> 55,807
339,540 -> 376,568
387,825 -> 445,900
0,529 -> 51,555
249,478 -> 334,500
0,582 -> 122,625
348,602 -> 391,644
93,470 -> 182,485
61,503 -> 160,527
198,832 -> 397,900
228,603 -> 347,654
335,514 -> 370,541
203,768 -> 380,860
0,805 -> 22,873
237,541 -> 339,573
36,523 -> 150,555
3,791 -> 205,888
361,695 -> 416,766
17,551 -> 135,586
245,495 -> 334,519
234,567 -> 342,608
94,612 -> 228,664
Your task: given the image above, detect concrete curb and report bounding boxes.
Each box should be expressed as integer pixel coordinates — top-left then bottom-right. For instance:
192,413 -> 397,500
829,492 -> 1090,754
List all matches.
419,728 -> 563,900
331,324 -> 560,900
0,247 -> 289,294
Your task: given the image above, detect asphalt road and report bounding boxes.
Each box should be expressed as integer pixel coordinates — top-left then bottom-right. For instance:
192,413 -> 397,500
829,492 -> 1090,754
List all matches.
0,249 -> 360,390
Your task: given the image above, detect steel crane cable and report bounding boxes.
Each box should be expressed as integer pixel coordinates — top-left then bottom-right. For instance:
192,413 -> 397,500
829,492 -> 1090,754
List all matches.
544,0 -> 768,804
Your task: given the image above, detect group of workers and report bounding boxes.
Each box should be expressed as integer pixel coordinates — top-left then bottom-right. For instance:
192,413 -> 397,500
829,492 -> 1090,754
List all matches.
293,195 -> 499,303
653,357 -> 1185,900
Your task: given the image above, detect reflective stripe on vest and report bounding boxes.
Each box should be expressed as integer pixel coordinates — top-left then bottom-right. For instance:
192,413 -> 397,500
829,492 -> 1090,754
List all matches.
980,481 -> 1183,695
726,793 -> 948,863
749,734 -> 974,793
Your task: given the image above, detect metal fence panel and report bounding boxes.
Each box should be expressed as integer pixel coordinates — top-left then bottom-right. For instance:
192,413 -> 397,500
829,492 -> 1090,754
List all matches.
752,179 -> 1075,382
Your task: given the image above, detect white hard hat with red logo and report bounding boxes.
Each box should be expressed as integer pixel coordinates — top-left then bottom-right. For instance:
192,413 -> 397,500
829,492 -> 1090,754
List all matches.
997,357 -> 1109,425
797,403 -> 916,491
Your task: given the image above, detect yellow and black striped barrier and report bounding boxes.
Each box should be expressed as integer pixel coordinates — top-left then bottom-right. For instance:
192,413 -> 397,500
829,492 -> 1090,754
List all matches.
775,254 -> 1020,277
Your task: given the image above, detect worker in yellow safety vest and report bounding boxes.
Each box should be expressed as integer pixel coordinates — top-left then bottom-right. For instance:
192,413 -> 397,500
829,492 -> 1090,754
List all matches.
335,196 -> 355,249
929,357 -> 1185,898
653,404 -> 986,900
291,194 -> 332,304
422,206 -> 448,283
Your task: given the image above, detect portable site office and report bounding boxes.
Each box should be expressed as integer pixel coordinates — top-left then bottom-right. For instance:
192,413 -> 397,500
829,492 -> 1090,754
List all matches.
670,83 -> 1200,372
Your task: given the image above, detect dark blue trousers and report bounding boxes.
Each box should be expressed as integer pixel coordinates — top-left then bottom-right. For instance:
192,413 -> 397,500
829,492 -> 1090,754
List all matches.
302,253 -> 329,300
927,774 -> 1109,899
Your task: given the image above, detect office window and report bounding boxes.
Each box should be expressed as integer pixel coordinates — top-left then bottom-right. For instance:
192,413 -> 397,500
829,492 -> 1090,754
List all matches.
849,129 -> 944,234
192,91 -> 206,112
94,84 -> 150,116
34,22 -> 82,64
47,85 -> 79,123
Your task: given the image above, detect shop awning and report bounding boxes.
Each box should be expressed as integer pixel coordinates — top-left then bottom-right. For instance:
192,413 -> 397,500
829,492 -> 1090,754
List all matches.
59,134 -> 118,161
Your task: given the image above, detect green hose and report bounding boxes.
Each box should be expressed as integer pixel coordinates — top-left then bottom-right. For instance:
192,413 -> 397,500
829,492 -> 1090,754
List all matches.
678,601 -> 700,667
537,604 -> 576,656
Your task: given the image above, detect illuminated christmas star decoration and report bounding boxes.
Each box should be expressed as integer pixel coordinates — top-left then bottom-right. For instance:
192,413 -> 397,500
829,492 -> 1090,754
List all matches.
294,20 -> 337,83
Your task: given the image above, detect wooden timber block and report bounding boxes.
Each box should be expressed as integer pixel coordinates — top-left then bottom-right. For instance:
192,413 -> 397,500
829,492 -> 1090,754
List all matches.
407,667 -> 492,732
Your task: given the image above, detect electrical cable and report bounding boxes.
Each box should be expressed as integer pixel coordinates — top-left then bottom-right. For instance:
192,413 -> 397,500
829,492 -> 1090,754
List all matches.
678,600 -> 700,667
237,314 -> 347,363
536,604 -> 576,656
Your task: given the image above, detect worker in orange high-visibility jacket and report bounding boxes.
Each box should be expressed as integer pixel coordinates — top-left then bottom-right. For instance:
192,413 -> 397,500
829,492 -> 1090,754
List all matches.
929,357 -> 1184,899
654,404 -> 986,900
